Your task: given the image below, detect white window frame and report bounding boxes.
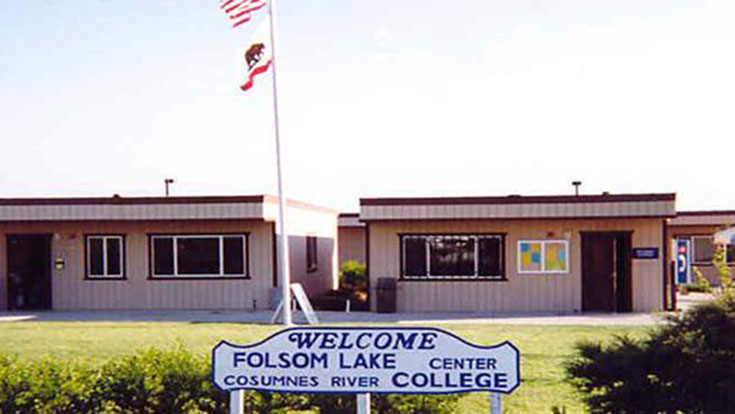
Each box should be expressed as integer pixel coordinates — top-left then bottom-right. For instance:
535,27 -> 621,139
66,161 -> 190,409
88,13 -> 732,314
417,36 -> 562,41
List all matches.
150,234 -> 248,278
86,235 -> 125,279
517,240 -> 570,274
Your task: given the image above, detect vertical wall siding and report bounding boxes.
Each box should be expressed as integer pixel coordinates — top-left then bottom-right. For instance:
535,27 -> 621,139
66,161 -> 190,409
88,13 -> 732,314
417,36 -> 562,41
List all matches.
360,200 -> 674,221
368,218 -> 664,313
0,221 -> 274,310
0,202 -> 265,222
0,236 -> 5,310
280,207 -> 339,297
338,227 -> 366,266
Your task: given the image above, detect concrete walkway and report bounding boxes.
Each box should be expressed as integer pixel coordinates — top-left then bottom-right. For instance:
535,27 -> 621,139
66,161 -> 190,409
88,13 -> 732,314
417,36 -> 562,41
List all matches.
0,293 -> 715,326
0,309 -> 664,325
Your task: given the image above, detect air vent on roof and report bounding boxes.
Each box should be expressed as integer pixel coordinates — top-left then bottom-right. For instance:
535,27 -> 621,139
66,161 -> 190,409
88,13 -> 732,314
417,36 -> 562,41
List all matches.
572,181 -> 582,196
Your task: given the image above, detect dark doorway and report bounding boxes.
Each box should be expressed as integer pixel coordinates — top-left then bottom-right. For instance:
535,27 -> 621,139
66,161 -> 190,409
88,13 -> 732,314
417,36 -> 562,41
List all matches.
6,234 -> 52,310
581,232 -> 632,312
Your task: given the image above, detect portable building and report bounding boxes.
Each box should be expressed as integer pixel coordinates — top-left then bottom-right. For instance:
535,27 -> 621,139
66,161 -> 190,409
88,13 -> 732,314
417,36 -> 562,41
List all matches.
0,195 -> 337,311
668,210 -> 735,287
360,193 -> 676,313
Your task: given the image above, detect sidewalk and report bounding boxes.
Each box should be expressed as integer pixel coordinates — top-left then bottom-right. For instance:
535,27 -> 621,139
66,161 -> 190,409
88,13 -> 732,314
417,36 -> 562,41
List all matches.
0,309 -> 679,326
0,293 -> 715,325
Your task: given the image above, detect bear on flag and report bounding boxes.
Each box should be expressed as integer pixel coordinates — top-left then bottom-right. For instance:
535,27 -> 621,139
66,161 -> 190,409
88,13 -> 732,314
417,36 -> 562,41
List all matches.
240,19 -> 272,91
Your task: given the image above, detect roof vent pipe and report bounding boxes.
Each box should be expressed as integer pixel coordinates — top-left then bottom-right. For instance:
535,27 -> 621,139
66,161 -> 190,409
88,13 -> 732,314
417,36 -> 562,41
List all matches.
572,181 -> 582,196
164,178 -> 175,197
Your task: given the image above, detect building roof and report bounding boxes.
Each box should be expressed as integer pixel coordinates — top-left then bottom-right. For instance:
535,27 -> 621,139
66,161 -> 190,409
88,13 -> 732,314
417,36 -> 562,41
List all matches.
360,193 -> 676,221
670,210 -> 735,227
338,213 -> 364,227
0,195 -> 337,222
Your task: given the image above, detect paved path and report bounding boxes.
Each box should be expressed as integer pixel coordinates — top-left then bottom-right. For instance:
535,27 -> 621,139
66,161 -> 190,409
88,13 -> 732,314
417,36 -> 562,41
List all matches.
0,293 -> 715,325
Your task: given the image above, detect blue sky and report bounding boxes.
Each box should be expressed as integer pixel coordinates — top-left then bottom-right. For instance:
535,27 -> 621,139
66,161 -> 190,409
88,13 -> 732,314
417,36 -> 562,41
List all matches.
1,0 -> 734,211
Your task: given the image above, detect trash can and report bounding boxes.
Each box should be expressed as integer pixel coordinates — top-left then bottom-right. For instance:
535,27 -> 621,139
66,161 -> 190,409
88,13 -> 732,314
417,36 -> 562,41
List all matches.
375,277 -> 397,313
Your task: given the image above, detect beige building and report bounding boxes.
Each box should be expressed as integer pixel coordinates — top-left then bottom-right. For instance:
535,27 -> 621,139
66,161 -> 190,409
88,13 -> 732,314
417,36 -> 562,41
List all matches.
338,213 -> 366,267
668,210 -> 735,287
361,193 -> 675,313
0,195 -> 338,311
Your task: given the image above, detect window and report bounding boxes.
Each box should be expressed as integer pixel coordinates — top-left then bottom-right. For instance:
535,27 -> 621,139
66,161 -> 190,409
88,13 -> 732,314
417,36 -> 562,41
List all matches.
86,235 -> 124,279
691,236 -> 735,265
150,234 -> 248,278
518,240 -> 569,273
400,234 -> 504,280
306,236 -> 318,273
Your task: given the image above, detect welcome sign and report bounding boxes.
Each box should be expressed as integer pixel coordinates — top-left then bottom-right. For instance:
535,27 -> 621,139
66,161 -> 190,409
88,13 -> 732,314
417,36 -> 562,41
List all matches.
212,327 -> 520,395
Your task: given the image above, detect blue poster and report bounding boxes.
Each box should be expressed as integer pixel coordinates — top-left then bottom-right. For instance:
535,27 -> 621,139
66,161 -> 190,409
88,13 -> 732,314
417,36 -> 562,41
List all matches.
676,239 -> 691,285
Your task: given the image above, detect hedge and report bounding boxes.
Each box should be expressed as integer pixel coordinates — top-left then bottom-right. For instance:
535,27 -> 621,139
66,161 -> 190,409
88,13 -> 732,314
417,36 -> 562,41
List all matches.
566,295 -> 735,413
0,348 -> 459,414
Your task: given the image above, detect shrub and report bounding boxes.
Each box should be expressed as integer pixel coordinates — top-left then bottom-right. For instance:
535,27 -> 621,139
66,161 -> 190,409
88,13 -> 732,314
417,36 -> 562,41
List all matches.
0,348 -> 460,414
0,355 -> 98,414
339,261 -> 367,292
93,347 -> 224,414
566,296 -> 735,413
309,393 -> 460,414
714,244 -> 734,299
686,267 -> 710,293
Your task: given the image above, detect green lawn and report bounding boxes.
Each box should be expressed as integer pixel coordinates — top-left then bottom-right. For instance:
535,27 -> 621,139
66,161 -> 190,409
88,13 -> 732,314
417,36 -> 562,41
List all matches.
0,321 -> 650,413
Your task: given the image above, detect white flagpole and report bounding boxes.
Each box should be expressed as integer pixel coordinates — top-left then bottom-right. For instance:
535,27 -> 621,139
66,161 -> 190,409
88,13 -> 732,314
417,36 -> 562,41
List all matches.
267,0 -> 292,326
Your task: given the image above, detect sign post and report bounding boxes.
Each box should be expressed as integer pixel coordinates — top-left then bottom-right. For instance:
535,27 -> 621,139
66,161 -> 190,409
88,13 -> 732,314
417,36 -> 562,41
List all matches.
489,392 -> 502,414
357,393 -> 371,414
229,390 -> 244,414
213,327 -> 520,413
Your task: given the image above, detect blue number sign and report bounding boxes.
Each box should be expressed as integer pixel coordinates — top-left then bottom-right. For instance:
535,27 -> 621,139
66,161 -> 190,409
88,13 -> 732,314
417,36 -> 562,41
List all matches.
676,239 -> 691,285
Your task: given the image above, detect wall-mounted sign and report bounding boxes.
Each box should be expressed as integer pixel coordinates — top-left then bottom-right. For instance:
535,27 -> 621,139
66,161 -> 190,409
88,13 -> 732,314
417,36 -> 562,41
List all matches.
676,239 -> 691,285
212,327 -> 520,395
632,248 -> 659,259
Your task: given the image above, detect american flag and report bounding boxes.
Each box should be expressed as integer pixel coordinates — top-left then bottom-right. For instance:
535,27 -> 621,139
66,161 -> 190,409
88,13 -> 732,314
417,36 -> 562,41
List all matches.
220,0 -> 267,28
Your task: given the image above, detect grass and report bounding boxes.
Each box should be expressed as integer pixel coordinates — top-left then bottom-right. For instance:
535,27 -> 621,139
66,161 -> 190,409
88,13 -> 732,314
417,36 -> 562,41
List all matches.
0,321 -> 650,413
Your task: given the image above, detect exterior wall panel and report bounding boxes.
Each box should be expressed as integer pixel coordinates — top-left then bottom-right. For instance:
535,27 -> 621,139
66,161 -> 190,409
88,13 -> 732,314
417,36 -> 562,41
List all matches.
0,236 -> 6,310
0,202 -> 265,222
361,200 -> 675,221
338,227 -> 366,266
280,207 -> 338,297
670,213 -> 735,226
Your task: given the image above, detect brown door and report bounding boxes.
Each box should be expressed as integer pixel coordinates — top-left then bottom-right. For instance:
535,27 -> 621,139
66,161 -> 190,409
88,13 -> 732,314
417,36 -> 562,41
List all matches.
614,233 -> 633,312
582,233 -> 616,312
6,235 -> 52,310
581,232 -> 633,312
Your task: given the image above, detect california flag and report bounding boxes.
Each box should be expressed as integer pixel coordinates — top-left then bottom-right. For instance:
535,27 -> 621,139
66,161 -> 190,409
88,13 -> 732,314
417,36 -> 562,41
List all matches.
240,19 -> 272,91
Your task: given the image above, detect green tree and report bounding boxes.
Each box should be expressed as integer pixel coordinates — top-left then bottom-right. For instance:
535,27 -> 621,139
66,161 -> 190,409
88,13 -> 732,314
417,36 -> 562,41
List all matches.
566,296 -> 735,413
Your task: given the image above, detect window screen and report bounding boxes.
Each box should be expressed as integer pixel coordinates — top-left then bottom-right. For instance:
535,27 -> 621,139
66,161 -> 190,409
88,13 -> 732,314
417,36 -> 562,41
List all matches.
401,235 -> 504,280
